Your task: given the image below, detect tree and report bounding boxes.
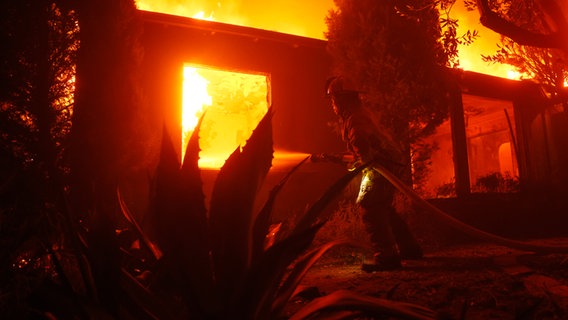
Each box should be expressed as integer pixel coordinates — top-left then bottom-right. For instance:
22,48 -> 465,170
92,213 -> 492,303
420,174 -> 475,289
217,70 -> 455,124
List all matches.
68,0 -> 154,314
479,0 -> 568,100
0,0 -> 77,174
70,0 -> 150,210
476,0 -> 568,51
0,1 -> 79,317
325,0 -> 455,190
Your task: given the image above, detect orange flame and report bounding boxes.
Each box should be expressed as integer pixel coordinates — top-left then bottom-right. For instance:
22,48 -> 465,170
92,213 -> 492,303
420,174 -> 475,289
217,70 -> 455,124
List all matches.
181,65 -> 269,168
181,66 -> 211,161
140,1 -> 524,168
137,0 -> 520,79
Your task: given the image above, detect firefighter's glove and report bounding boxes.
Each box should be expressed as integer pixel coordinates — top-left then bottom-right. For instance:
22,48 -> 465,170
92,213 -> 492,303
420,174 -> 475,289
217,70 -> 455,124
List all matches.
347,159 -> 363,171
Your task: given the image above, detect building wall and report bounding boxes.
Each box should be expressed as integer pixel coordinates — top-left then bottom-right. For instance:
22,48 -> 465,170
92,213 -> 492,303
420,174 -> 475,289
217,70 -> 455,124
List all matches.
138,10 -> 566,203
139,11 -> 348,219
139,10 -> 344,160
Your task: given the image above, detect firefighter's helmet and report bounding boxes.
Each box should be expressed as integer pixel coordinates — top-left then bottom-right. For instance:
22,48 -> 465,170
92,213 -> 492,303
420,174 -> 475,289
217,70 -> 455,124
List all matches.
325,76 -> 361,96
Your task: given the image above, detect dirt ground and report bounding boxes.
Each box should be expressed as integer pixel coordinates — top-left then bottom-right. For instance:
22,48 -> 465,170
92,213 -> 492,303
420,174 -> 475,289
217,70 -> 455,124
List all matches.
291,238 -> 568,319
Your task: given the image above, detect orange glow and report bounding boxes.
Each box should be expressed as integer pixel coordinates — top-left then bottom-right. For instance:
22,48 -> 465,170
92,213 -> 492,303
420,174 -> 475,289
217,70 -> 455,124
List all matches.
136,0 -> 332,40
182,67 -> 212,161
272,151 -> 311,169
192,10 -> 214,21
182,65 -> 269,168
451,1 -> 520,80
138,0 -> 522,79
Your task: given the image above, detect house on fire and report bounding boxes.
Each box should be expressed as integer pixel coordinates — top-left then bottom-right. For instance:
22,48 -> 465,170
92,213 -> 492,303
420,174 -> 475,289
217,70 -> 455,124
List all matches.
139,10 -> 568,236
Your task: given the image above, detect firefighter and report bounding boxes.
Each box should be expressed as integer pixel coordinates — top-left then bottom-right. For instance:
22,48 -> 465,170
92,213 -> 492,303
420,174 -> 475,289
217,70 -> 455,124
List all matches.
324,76 -> 423,271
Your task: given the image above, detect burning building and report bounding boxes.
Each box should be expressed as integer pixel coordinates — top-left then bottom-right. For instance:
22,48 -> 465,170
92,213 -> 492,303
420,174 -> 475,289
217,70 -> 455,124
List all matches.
140,10 -> 340,160
139,9 -> 568,234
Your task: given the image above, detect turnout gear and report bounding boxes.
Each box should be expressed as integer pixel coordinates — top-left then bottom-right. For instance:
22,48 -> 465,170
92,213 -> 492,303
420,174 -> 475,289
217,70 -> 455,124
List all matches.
325,75 -> 422,271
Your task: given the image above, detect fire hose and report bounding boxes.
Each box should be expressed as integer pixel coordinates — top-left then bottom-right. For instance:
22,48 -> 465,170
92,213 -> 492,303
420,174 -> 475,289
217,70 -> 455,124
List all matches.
310,153 -> 568,254
371,162 -> 568,254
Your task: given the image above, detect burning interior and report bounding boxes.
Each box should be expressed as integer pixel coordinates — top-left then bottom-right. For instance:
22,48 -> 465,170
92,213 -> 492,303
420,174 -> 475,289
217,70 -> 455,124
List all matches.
181,65 -> 269,168
424,94 -> 518,196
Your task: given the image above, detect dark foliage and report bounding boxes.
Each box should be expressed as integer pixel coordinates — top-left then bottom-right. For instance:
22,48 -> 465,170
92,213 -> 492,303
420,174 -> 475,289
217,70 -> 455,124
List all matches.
480,0 -> 568,98
325,0 -> 455,191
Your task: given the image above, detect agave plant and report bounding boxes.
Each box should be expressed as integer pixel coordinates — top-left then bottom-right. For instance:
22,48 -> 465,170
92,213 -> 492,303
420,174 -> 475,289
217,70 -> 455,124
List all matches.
1,104 -> 439,319
113,107 -> 438,320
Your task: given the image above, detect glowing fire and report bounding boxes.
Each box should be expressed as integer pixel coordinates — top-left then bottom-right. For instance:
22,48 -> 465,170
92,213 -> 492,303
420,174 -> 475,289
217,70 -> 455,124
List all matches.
181,67 -> 211,161
452,1 -> 520,80
182,65 -> 269,168
140,1 -> 524,167
136,0 -> 331,40
137,0 -> 521,79
192,10 -> 214,21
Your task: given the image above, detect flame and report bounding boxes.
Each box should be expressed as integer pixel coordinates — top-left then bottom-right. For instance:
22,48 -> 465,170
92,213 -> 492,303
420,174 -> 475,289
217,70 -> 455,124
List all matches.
137,0 -> 523,80
451,1 -> 521,80
136,0 -> 330,39
192,10 -> 214,21
158,5 -> 269,168
182,65 -> 269,168
182,67 -> 212,162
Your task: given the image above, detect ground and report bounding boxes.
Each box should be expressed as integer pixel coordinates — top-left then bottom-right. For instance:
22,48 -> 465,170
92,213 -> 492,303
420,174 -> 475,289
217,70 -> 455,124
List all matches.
289,239 -> 568,319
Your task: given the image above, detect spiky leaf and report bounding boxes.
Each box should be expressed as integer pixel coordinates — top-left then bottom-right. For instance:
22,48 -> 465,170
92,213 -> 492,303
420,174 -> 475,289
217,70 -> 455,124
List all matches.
289,289 -> 438,320
271,239 -> 367,316
208,107 -> 274,310
150,122 -> 214,315
245,222 -> 325,319
150,125 -> 182,254
293,163 -> 367,235
250,156 -> 310,264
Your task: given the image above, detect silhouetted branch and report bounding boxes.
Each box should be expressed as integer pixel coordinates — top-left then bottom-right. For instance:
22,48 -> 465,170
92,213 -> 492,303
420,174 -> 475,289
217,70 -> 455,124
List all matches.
476,0 -> 568,51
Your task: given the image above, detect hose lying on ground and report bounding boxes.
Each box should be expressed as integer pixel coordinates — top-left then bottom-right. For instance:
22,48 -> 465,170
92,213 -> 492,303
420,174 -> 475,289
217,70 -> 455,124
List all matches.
372,163 -> 568,254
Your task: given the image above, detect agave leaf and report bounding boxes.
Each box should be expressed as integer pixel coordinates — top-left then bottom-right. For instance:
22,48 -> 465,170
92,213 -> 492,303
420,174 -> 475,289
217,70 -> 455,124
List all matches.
149,125 -> 182,254
250,156 -> 310,265
293,163 -> 367,236
289,289 -> 438,320
249,165 -> 368,318
245,222 -> 325,320
86,187 -> 122,315
117,188 -> 162,261
177,115 -> 215,308
120,268 -> 177,320
208,107 -> 273,306
150,123 -> 214,314
271,239 -> 368,315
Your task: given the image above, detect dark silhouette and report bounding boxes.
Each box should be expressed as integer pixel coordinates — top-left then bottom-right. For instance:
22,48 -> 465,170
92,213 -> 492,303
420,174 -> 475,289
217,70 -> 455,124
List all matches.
324,76 -> 423,272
